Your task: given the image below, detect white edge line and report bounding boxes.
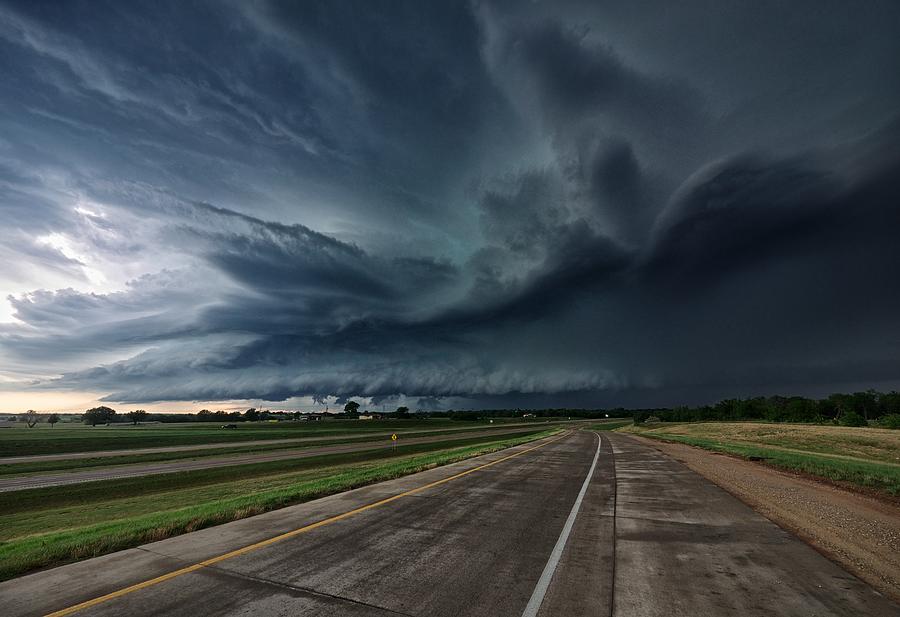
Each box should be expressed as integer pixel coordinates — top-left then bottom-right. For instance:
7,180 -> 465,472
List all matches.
520,432 -> 601,617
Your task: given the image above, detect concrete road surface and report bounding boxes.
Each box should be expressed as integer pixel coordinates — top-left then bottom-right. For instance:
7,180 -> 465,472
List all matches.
1,431 -> 896,617
0,426 -> 546,492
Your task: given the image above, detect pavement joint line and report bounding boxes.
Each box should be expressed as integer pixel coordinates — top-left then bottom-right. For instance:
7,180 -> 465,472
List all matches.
203,564 -> 416,617
42,430 -> 571,617
605,433 -> 618,617
520,431 -> 601,617
611,513 -> 760,527
134,547 -> 176,559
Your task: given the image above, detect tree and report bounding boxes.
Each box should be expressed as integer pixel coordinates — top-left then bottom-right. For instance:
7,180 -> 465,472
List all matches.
839,411 -> 867,427
395,406 -> 410,418
83,406 -> 117,426
851,390 -> 878,420
127,409 -> 148,425
344,401 -> 360,414
47,413 -> 60,428
23,410 -> 40,428
84,408 -> 100,426
243,407 -> 260,422
879,414 -> 900,429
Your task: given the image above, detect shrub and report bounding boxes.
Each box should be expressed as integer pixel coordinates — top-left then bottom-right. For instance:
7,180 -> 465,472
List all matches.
879,414 -> 900,429
839,411 -> 868,427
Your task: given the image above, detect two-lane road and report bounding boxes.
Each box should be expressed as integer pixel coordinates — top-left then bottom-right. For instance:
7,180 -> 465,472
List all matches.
1,431 -> 896,616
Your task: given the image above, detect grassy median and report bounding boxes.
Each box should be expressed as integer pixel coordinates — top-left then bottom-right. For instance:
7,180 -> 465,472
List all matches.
0,429 -> 557,581
0,425 -> 543,477
622,422 -> 900,497
0,419 -> 492,458
584,420 -> 632,431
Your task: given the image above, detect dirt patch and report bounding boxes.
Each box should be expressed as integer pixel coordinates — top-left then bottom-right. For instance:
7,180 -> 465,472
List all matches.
629,434 -> 900,603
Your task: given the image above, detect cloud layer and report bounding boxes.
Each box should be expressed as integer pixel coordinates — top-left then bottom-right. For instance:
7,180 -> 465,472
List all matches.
1,0 -> 899,409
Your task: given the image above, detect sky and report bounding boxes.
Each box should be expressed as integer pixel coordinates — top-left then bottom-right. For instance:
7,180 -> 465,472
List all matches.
1,0 -> 899,413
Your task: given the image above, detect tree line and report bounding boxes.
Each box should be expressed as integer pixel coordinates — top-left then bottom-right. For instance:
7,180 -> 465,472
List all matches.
78,407 -> 299,425
629,391 -> 900,427
7,390 -> 900,428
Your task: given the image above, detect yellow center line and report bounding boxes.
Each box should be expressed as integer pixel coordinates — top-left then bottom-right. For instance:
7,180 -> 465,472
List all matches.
45,430 -> 572,617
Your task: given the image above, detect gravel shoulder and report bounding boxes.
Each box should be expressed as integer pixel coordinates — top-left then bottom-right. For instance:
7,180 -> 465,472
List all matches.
628,434 -> 900,604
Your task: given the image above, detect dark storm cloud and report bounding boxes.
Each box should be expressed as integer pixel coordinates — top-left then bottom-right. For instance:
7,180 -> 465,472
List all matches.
644,156 -> 840,287
505,19 -> 705,151
2,0 -> 900,407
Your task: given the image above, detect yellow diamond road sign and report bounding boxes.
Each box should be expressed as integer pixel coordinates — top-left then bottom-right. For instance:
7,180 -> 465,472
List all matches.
391,433 -> 398,441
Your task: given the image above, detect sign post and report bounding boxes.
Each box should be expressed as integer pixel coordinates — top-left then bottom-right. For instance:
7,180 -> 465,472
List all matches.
391,433 -> 398,452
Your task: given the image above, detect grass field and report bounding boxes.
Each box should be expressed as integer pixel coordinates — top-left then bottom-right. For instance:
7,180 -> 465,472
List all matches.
0,428 -> 557,581
0,424 -> 549,476
0,417 -> 573,458
585,419 -> 632,431
0,419 -> 496,457
622,422 -> 900,496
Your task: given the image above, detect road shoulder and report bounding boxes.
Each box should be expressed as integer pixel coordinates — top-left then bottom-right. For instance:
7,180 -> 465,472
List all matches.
626,432 -> 900,604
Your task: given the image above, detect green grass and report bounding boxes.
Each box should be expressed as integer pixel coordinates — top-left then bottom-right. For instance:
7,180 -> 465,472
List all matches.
0,419 -> 477,457
0,430 -> 547,514
622,421 -> 900,464
0,418 -> 577,458
0,429 -> 557,581
0,425 -> 539,476
624,426 -> 900,497
585,420 -> 632,431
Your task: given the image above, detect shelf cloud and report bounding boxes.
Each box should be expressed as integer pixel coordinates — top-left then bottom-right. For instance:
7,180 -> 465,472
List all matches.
2,1 -> 899,409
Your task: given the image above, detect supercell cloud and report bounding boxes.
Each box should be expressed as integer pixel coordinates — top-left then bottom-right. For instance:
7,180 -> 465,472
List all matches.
1,1 -> 899,409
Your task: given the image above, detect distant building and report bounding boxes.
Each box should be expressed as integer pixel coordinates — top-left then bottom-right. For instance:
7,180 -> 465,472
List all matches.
358,414 -> 374,420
